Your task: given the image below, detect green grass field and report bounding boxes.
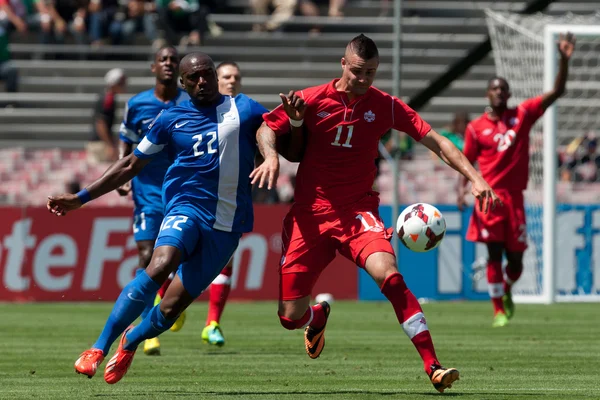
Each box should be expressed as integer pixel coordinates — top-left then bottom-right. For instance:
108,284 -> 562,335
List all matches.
1,301 -> 599,399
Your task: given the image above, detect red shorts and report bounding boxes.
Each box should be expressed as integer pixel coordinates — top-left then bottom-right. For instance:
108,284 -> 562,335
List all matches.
466,189 -> 527,252
279,192 -> 393,300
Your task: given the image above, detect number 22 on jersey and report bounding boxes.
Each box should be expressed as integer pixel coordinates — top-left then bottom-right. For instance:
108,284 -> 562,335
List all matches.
331,125 -> 354,148
193,132 -> 217,156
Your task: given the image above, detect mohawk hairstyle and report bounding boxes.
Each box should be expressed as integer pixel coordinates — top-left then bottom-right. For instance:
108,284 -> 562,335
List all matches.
347,34 -> 379,60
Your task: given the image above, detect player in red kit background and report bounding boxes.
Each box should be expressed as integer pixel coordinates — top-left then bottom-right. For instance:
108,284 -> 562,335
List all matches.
458,33 -> 576,328
250,34 -> 500,393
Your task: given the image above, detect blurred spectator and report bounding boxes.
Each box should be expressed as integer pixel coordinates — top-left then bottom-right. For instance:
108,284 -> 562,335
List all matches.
564,134 -> 600,182
249,0 -> 296,33
298,0 -> 344,34
87,68 -> 126,164
45,0 -> 87,45
156,0 -> 209,47
118,0 -> 159,46
439,111 -> 469,152
0,29 -> 18,94
86,0 -> 121,46
0,0 -> 55,44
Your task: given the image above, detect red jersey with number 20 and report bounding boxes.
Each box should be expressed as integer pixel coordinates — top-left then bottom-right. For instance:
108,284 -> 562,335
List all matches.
264,79 -> 431,208
463,96 -> 545,191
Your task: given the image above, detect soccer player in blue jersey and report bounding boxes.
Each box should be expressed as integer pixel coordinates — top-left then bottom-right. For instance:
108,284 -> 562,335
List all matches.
47,52 -> 268,384
116,46 -> 190,356
200,61 -> 243,347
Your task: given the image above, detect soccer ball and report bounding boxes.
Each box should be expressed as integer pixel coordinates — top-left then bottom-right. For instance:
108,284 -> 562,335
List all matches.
396,203 -> 446,252
315,293 -> 334,304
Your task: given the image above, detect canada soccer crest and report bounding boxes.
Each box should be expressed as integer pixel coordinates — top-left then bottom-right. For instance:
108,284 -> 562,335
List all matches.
364,110 -> 376,122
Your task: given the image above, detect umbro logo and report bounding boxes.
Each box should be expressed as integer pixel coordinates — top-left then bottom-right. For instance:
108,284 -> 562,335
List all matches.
317,111 -> 330,118
175,121 -> 190,128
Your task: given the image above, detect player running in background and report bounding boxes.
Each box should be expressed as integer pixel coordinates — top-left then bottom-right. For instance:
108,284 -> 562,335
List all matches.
117,46 -> 189,356
457,33 -> 575,328
199,61 -> 244,347
47,52 -> 268,384
251,34 -> 500,393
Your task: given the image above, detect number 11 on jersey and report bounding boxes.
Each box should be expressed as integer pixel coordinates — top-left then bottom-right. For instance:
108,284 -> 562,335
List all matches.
331,125 -> 354,148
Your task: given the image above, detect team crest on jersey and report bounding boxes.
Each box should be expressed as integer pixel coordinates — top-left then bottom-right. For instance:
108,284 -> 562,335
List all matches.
509,117 -> 519,126
364,110 -> 376,122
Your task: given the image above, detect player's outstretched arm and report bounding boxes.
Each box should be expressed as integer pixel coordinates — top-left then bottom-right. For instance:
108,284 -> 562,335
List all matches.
116,140 -> 133,196
420,129 -> 501,213
541,32 -> 575,110
47,154 -> 150,216
251,122 -> 280,190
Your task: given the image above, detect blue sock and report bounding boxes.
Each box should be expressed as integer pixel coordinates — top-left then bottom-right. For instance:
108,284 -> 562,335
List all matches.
124,305 -> 178,351
135,268 -> 155,320
92,271 -> 160,355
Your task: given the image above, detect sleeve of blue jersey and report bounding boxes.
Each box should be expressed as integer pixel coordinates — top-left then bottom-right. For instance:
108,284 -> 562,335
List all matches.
119,100 -> 140,144
246,95 -> 270,127
133,111 -> 168,159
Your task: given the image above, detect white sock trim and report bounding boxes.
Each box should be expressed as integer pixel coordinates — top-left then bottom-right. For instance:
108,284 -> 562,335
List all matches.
401,312 -> 429,340
488,283 -> 504,298
301,307 -> 314,329
212,274 -> 231,285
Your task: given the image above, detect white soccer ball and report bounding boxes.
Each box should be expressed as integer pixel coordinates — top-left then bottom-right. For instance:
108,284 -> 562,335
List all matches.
396,203 -> 446,253
315,293 -> 334,304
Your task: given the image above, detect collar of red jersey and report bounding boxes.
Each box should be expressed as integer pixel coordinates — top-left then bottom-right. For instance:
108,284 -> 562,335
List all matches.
327,78 -> 373,102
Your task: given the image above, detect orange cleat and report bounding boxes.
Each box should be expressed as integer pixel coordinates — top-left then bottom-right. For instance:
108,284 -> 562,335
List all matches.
304,301 -> 331,359
104,326 -> 137,384
429,365 -> 460,393
74,349 -> 105,378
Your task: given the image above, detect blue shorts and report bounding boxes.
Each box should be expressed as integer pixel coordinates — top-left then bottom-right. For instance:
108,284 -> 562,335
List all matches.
155,212 -> 241,298
132,210 -> 163,242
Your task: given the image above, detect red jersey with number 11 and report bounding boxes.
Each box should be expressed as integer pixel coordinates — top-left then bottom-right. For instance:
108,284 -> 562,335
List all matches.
463,96 -> 545,192
264,79 -> 431,208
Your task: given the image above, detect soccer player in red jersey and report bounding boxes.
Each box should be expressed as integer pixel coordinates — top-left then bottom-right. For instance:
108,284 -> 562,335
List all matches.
250,34 -> 500,393
457,33 -> 576,328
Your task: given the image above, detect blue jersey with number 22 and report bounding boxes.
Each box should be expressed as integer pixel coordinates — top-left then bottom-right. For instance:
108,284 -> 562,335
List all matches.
134,94 -> 267,233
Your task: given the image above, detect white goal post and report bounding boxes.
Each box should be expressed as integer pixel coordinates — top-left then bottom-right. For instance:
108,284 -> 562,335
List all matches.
485,11 -> 600,303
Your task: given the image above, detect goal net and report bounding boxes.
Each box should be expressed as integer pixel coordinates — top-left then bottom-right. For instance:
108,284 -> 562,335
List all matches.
485,11 -> 600,303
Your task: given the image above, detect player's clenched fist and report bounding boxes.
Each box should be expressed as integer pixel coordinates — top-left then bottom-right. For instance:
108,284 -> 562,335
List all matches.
471,178 -> 502,214
47,193 -> 82,216
279,90 -> 306,122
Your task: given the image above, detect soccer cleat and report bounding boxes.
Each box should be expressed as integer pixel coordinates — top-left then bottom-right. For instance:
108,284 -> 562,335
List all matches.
201,321 -> 225,346
169,309 -> 186,332
428,365 -> 460,393
503,292 -> 515,319
143,337 -> 161,356
304,301 -> 331,359
104,326 -> 137,384
492,312 -> 509,328
74,348 -> 105,378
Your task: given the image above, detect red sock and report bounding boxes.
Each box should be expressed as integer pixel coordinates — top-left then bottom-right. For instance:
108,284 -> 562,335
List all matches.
487,261 -> 505,315
309,303 -> 327,329
503,262 -> 523,294
157,275 -> 173,299
278,304 -> 327,330
381,273 -> 439,372
206,267 -> 232,325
